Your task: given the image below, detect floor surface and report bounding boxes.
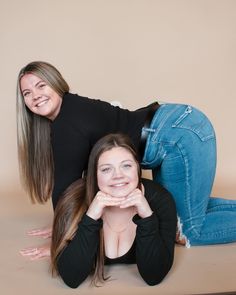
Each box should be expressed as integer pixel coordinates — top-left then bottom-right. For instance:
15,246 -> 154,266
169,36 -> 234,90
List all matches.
1,189 -> 236,295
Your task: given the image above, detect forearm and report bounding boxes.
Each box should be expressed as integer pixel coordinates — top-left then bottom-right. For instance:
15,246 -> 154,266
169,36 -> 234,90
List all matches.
57,214 -> 102,288
134,214 -> 175,285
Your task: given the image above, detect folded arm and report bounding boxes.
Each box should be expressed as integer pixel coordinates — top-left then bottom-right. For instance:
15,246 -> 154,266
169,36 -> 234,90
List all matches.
57,214 -> 102,288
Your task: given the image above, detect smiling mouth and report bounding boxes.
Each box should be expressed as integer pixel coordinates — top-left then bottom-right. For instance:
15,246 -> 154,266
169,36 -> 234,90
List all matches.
110,183 -> 128,187
36,100 -> 48,107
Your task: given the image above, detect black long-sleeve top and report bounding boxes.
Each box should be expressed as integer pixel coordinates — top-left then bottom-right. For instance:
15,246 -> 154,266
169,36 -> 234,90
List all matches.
57,178 -> 177,288
51,93 -> 157,209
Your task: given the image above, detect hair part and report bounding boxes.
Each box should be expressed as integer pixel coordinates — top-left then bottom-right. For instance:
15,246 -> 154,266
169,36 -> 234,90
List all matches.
16,61 -> 69,203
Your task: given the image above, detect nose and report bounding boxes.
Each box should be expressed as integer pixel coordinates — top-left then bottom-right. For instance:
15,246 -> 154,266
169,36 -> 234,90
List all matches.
32,89 -> 41,100
113,167 -> 123,178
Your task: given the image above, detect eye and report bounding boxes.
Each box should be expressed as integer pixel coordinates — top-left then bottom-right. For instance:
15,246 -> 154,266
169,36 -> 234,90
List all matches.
122,163 -> 132,169
124,164 -> 132,168
38,83 -> 46,89
23,91 -> 30,98
100,167 -> 112,173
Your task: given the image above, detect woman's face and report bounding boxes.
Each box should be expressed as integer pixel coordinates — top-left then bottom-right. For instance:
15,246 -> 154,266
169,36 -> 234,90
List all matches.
97,147 -> 139,198
20,73 -> 62,120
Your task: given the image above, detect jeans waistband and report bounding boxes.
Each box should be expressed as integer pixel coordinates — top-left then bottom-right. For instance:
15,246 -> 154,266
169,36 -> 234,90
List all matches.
139,102 -> 160,158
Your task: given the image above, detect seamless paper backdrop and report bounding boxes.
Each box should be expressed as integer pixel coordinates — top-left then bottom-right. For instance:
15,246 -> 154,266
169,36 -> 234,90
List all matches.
0,0 -> 235,198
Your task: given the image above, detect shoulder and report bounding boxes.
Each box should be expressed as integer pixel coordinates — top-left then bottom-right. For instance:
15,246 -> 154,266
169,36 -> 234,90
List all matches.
63,92 -> 119,114
142,178 -> 169,197
53,93 -> 95,128
141,178 -> 176,209
63,92 -> 91,107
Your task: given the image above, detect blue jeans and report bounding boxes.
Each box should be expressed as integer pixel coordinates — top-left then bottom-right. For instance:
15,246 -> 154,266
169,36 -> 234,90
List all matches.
141,103 -> 236,246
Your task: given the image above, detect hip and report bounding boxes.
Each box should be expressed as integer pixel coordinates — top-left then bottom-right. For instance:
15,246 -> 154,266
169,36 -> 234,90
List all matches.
141,103 -> 216,165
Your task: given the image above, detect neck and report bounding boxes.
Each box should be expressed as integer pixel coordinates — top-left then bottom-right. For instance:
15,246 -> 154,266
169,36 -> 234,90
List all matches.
102,206 -> 136,234
103,206 -> 135,219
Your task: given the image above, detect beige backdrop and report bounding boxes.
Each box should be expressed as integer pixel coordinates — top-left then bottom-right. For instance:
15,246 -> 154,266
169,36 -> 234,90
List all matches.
1,1 -> 236,294
1,0 -> 236,198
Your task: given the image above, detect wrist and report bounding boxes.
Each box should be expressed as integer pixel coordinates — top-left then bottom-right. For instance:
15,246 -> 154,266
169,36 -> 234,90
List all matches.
86,209 -> 100,221
139,209 -> 153,219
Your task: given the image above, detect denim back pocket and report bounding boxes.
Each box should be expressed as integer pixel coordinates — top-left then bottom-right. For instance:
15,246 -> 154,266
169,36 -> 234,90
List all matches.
172,106 -> 215,142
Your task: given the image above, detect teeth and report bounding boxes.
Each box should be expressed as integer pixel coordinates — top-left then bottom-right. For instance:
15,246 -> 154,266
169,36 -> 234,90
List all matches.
36,100 -> 47,107
112,183 -> 126,187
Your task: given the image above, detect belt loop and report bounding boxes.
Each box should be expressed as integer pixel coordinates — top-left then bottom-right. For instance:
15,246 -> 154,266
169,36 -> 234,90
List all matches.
139,102 -> 159,158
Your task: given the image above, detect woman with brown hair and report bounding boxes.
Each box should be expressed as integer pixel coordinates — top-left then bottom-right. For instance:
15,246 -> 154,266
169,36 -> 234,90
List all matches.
50,133 -> 177,287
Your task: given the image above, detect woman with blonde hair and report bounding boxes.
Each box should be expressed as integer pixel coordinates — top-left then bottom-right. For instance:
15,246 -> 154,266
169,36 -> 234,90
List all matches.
50,133 -> 177,287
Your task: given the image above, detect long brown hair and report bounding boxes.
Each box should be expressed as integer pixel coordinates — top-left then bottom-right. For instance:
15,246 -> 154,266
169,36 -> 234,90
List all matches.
51,133 -> 142,286
16,61 -> 69,203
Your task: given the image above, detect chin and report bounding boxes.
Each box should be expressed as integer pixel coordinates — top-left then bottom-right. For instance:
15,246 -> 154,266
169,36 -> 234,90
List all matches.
110,189 -> 133,198
114,194 -> 127,198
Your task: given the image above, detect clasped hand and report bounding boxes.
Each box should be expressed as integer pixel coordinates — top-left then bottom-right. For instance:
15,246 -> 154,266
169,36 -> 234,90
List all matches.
86,187 -> 153,220
20,189 -> 153,260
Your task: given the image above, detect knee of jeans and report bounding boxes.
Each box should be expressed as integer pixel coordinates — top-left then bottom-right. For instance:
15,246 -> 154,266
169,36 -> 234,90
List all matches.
176,216 -> 204,248
176,216 -> 191,248
177,215 -> 209,248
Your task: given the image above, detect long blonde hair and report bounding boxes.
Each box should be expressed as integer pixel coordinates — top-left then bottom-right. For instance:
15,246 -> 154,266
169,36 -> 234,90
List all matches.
51,133 -> 141,286
16,61 -> 69,203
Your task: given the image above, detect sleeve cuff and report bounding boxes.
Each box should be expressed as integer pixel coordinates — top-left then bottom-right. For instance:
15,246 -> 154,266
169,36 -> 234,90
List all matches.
133,213 -> 159,235
78,214 -> 103,231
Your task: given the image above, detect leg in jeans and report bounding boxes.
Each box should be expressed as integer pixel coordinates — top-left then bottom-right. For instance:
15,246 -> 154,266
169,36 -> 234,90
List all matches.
142,103 -> 236,246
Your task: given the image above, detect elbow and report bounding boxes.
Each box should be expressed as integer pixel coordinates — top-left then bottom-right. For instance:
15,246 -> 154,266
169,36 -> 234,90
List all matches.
59,269 -> 87,289
142,273 -> 166,286
140,261 -> 173,286
60,276 -> 85,289
64,281 -> 80,289
58,260 -> 89,288
142,268 -> 171,286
